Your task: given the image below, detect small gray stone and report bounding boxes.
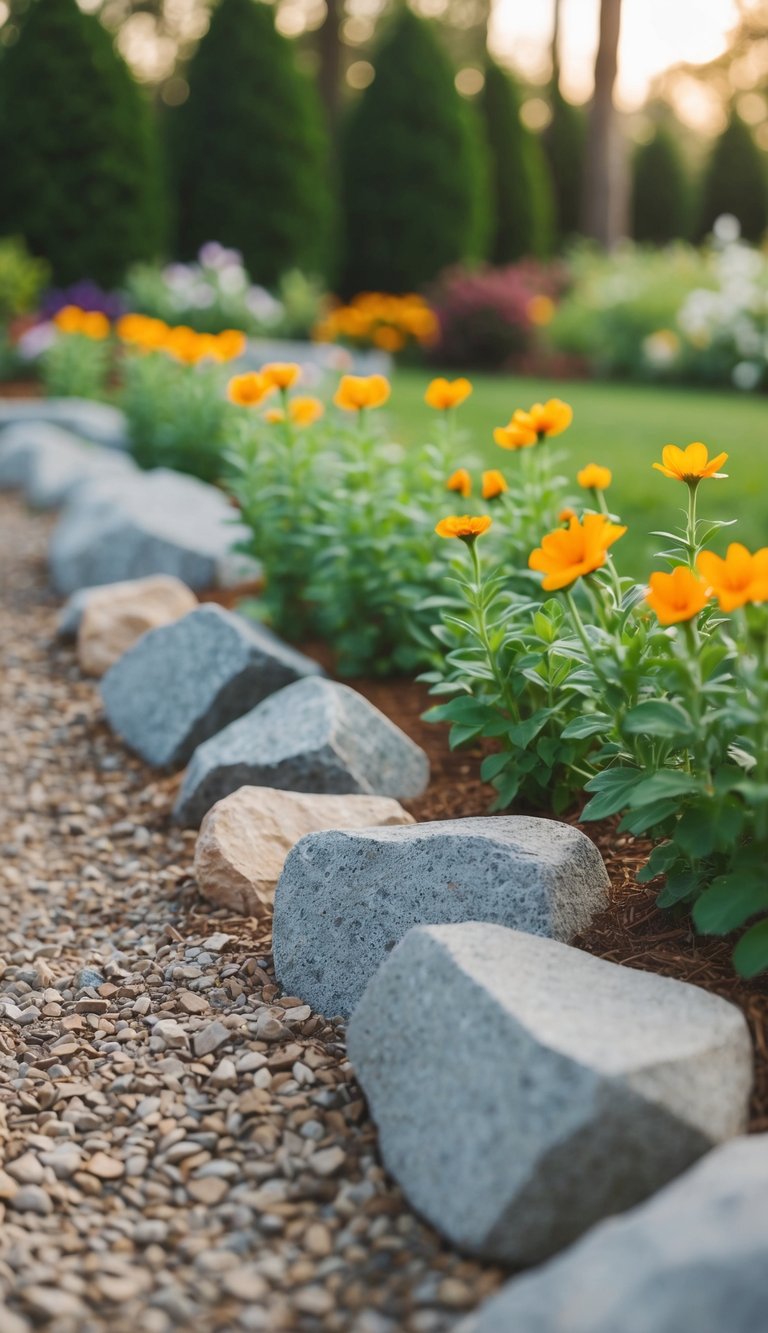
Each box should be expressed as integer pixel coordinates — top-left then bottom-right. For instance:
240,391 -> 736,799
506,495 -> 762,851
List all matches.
458,1136 -> 768,1333
174,677 -> 429,827
193,1020 -> 231,1057
101,604 -> 322,768
273,816 -> 609,1017
74,966 -> 106,990
347,922 -> 752,1265
49,467 -> 256,594
0,422 -> 135,509
0,397 -> 127,448
10,1184 -> 53,1216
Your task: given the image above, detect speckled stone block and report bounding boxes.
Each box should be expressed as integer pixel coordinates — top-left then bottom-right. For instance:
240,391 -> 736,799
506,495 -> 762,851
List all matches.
173,677 -> 430,827
348,922 -> 752,1265
458,1136 -> 768,1333
273,816 -> 610,1017
102,603 -> 322,768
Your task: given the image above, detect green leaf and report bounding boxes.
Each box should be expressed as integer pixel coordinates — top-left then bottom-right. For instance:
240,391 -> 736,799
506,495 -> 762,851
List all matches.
480,751 -> 512,782
507,709 -> 555,748
693,875 -> 768,936
622,699 -> 694,740
636,841 -> 680,883
627,771 -> 702,808
617,798 -> 679,835
657,869 -> 702,908
580,767 -> 644,821
561,713 -> 610,740
733,918 -> 768,978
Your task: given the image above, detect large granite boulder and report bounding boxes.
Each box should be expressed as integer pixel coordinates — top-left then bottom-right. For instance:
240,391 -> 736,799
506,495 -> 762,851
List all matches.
194,786 -> 415,917
0,422 -> 135,508
174,678 -> 429,827
0,398 -> 127,449
273,816 -> 610,1017
101,604 -> 322,768
77,574 -> 198,676
458,1136 -> 768,1333
49,468 -> 257,594
347,922 -> 752,1266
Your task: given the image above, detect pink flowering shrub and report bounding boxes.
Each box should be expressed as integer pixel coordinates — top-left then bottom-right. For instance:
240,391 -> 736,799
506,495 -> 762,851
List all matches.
427,260 -> 565,369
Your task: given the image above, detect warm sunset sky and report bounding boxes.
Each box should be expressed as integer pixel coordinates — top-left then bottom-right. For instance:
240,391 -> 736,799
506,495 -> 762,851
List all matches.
491,0 -> 741,107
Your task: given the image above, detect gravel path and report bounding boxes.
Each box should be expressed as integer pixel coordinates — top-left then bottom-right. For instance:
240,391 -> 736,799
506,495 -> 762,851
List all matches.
0,494 -> 503,1333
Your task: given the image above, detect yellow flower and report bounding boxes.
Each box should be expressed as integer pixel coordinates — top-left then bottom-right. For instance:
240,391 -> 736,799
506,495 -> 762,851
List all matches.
446,468 -> 472,499
53,305 -> 85,335
334,374 -> 391,412
435,515 -> 493,542
215,329 -> 247,362
163,325 -> 206,365
559,507 -> 577,524
493,421 -> 538,450
264,407 -> 285,424
646,567 -> 709,625
697,543 -> 768,613
262,362 -> 301,390
79,311 -> 110,340
117,314 -> 169,350
425,377 -> 473,411
577,463 -> 612,491
652,443 -> 728,484
513,399 -> 573,439
527,294 -> 556,327
227,372 -> 275,408
289,396 -> 324,427
373,326 -> 406,353
482,469 -> 508,500
529,513 -> 626,592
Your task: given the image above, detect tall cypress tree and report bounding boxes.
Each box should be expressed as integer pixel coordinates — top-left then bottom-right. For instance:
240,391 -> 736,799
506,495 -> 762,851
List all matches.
480,59 -> 554,262
632,124 -> 691,243
340,8 -> 490,295
173,0 -> 334,285
699,110 -> 768,242
543,85 -> 586,244
0,0 -> 166,287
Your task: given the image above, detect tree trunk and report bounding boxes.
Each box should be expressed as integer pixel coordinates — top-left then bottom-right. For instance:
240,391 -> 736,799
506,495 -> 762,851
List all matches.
551,0 -> 562,91
317,0 -> 342,131
582,0 -> 627,246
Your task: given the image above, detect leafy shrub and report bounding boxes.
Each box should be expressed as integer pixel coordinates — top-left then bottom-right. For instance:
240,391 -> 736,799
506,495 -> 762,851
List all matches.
172,0 -> 334,287
0,237 -> 49,323
480,60 -> 554,262
40,306 -> 113,399
699,111 -> 768,243
427,261 -> 562,369
0,0 -> 166,286
632,125 -> 692,243
340,9 -> 490,295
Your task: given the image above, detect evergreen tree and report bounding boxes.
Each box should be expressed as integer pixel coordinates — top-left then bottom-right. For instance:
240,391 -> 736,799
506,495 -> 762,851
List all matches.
480,59 -> 554,262
340,8 -> 490,295
699,109 -> 768,242
632,124 -> 691,243
173,0 -> 334,285
0,0 -> 166,287
543,84 -> 586,244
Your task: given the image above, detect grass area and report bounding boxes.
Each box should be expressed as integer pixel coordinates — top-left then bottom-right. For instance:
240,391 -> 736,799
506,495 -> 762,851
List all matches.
389,368 -> 768,570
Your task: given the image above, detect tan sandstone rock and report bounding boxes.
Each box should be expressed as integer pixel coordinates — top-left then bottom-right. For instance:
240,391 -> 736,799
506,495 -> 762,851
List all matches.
194,786 -> 415,916
77,575 -> 198,676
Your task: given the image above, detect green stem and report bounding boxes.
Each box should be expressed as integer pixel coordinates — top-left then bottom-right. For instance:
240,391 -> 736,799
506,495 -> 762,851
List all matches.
565,589 -> 609,685
468,540 -> 517,718
686,481 -> 699,567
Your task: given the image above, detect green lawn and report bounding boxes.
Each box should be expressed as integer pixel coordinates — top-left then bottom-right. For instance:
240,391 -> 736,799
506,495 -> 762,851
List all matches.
389,368 -> 768,571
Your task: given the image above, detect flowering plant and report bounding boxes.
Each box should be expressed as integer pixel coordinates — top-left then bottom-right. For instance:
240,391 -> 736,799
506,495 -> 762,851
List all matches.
426,260 -> 562,370
313,291 -> 438,356
40,305 -> 113,399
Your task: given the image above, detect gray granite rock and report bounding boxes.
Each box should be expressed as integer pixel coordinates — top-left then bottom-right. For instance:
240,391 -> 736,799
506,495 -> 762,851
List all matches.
0,398 -> 127,449
273,816 -> 610,1017
347,922 -> 752,1266
174,677 -> 429,827
49,468 -> 256,594
0,422 -> 135,508
458,1136 -> 768,1333
101,603 -> 322,768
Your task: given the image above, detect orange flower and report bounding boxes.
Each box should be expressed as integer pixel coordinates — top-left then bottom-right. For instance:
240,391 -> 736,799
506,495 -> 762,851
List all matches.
425,377 -> 473,411
435,515 -> 493,542
79,311 -> 110,340
652,442 -> 728,484
53,305 -> 85,335
697,543 -> 768,612
289,396 -> 325,427
577,463 -> 612,491
513,399 -> 573,439
215,329 -> 247,362
262,361 -> 301,390
446,468 -> 472,498
227,372 -> 275,408
494,421 -> 538,450
334,374 -> 391,411
558,507 -> 577,524
117,314 -> 169,350
482,469 -> 508,500
163,325 -> 206,365
527,294 -> 556,327
646,566 -> 709,625
373,326 -> 406,353
529,513 -> 627,591
265,407 -> 285,424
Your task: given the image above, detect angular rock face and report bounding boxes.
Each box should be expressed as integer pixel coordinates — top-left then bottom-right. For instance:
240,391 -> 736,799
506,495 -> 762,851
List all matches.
101,604 -> 322,768
48,468 -> 257,594
77,575 -> 198,677
194,786 -> 415,916
458,1136 -> 768,1333
0,398 -> 128,449
174,678 -> 430,828
347,922 -> 752,1266
0,423 -> 136,509
273,816 -> 610,1017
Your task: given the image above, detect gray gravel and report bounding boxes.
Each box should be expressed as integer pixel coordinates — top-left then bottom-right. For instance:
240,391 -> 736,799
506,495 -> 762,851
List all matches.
0,494 -> 503,1332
